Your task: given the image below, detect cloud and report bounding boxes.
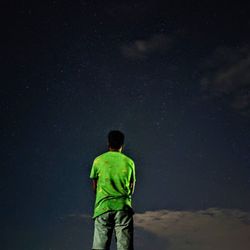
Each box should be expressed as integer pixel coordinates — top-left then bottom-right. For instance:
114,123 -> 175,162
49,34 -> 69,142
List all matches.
121,34 -> 173,60
201,46 -> 250,115
134,208 -> 250,250
12,209 -> 246,250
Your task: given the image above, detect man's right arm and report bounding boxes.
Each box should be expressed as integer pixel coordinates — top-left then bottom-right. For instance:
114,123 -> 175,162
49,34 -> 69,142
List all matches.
130,179 -> 135,195
130,161 -> 136,195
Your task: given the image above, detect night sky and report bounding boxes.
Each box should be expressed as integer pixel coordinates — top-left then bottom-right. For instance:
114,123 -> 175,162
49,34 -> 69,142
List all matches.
1,1 -> 250,249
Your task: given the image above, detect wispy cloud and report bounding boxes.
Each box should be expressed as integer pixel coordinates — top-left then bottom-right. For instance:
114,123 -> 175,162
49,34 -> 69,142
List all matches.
121,34 -> 173,60
201,46 -> 250,115
134,208 -> 250,250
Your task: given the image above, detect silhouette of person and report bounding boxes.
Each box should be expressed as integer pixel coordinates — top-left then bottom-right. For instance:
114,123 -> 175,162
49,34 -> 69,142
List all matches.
90,130 -> 136,250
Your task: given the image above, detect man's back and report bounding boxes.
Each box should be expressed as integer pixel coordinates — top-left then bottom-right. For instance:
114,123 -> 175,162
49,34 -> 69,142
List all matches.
90,151 -> 136,219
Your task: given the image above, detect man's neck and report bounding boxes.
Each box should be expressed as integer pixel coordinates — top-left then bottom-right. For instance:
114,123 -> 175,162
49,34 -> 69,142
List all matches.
109,147 -> 122,152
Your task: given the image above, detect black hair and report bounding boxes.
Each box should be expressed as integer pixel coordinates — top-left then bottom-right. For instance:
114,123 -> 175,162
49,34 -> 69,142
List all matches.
108,130 -> 125,149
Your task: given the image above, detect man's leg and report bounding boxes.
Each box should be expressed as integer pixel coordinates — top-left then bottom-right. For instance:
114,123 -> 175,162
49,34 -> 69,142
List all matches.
114,210 -> 134,250
92,212 -> 114,250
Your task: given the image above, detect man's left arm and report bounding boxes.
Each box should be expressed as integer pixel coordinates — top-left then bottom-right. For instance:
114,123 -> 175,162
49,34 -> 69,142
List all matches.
90,158 -> 98,194
92,179 -> 98,194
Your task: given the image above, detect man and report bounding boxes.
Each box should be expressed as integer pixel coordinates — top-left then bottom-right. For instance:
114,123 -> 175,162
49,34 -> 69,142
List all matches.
90,130 -> 136,250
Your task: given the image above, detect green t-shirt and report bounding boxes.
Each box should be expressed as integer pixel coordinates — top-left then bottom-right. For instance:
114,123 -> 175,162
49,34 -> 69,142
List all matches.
90,151 -> 136,218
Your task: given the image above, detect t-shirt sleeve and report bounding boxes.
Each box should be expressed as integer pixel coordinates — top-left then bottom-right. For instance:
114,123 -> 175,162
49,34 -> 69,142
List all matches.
90,159 -> 98,179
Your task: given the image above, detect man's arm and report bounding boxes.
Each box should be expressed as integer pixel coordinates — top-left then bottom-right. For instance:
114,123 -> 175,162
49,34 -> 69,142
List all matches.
92,179 -> 98,194
130,161 -> 136,195
130,179 -> 135,195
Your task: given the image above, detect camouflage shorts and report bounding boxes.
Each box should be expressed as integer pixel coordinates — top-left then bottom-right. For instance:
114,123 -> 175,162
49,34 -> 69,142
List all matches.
92,210 -> 134,250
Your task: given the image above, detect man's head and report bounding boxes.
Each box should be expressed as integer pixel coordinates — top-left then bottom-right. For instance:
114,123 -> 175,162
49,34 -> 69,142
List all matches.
108,130 -> 125,151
